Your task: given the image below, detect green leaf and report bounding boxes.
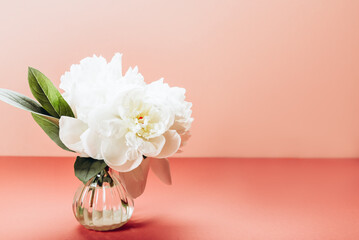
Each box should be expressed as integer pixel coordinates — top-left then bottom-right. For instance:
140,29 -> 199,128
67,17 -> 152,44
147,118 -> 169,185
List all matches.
31,113 -> 73,152
74,157 -> 108,184
28,67 -> 74,118
0,88 -> 59,124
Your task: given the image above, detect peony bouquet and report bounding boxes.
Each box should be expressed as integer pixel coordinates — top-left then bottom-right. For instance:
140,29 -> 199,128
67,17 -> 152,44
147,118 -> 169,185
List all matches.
0,53 -> 193,230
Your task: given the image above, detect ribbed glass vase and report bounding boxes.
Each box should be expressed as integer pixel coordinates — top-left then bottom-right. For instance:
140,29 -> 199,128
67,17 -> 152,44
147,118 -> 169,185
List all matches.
72,167 -> 134,231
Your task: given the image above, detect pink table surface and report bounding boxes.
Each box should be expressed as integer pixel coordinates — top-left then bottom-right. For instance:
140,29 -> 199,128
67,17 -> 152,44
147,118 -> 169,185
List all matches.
1,157 -> 359,240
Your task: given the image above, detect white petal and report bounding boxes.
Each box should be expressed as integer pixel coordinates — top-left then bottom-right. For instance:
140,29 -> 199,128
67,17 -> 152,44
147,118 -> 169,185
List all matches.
108,53 -> 123,79
180,131 -> 191,146
139,135 -> 165,157
171,118 -> 193,135
124,66 -> 145,85
150,158 -> 172,185
156,130 -> 181,158
79,152 -> 89,157
117,157 -> 151,199
110,154 -> 143,172
59,116 -> 88,153
102,138 -> 143,172
88,107 -> 126,138
125,132 -> 141,148
101,137 -> 128,165
80,129 -> 103,159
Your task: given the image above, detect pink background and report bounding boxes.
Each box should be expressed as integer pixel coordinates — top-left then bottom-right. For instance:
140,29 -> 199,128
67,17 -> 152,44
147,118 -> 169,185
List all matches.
0,0 -> 359,158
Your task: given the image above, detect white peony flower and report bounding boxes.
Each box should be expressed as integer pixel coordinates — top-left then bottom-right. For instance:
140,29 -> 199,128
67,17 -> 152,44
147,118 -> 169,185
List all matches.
59,53 -> 193,173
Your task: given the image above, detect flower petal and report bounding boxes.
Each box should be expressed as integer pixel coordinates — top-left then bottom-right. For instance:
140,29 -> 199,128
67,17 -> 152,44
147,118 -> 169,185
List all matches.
123,66 -> 145,85
150,158 -> 172,185
59,116 -> 88,153
117,157 -> 151,199
107,53 -> 123,79
88,107 -> 126,138
156,130 -> 181,158
101,137 -> 128,165
80,129 -> 103,159
139,135 -> 165,157
177,131 -> 192,153
101,138 -> 143,172
110,154 -> 143,172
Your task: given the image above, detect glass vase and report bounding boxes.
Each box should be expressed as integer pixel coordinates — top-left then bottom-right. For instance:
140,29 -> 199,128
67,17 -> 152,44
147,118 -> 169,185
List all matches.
72,167 -> 134,231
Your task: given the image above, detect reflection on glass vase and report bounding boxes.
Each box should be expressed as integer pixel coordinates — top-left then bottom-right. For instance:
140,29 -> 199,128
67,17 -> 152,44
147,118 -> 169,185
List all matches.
72,167 -> 134,231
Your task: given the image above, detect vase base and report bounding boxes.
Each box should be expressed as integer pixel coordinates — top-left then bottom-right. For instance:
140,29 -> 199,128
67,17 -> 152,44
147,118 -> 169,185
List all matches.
81,221 -> 129,231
